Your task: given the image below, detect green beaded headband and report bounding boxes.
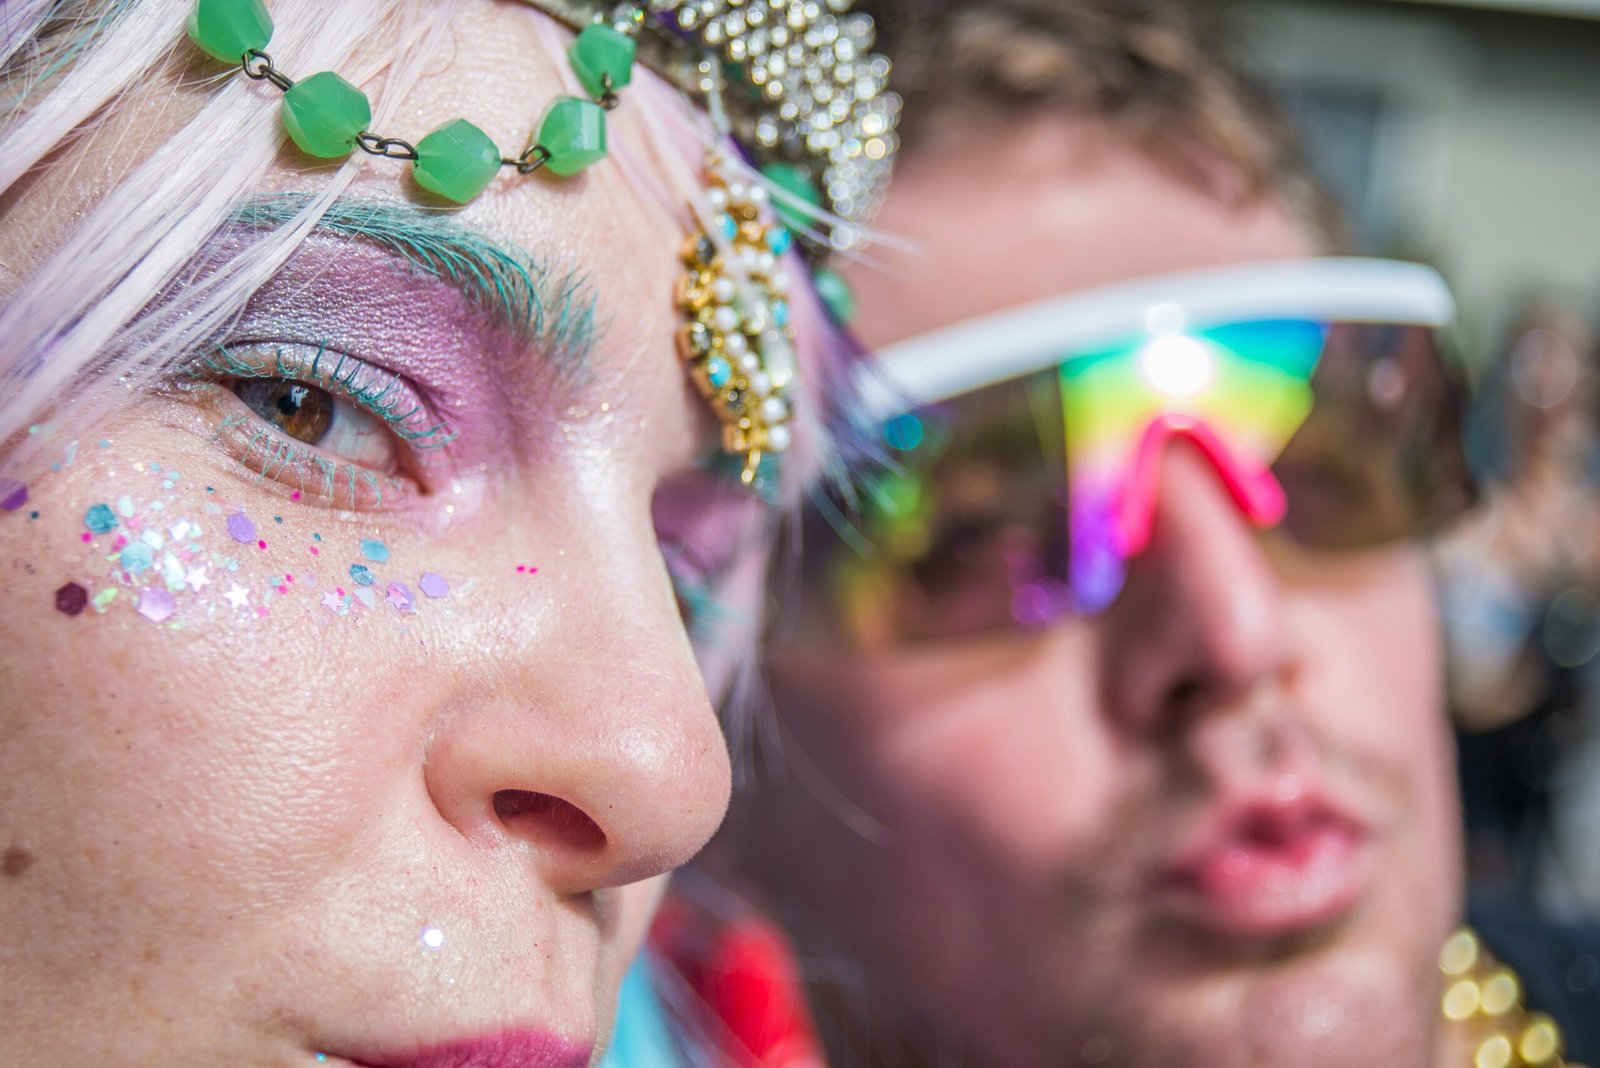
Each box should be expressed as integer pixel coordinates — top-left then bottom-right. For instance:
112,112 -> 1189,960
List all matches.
186,0 -> 898,478
188,0 -> 642,201
186,0 -> 899,254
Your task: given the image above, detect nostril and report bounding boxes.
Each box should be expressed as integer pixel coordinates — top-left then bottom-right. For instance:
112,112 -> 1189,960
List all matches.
492,789 -> 607,851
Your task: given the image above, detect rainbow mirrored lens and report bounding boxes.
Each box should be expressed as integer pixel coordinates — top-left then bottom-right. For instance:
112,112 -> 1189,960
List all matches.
808,317 -> 1472,648
1064,318 -> 1327,610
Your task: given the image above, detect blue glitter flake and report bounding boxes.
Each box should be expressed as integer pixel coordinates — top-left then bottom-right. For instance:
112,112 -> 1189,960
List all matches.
349,564 -> 375,587
121,542 -> 154,574
360,539 -> 390,563
84,503 -> 118,534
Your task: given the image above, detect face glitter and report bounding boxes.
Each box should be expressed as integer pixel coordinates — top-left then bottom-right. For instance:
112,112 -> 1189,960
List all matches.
54,582 -> 88,616
224,584 -> 250,609
421,926 -> 445,949
418,572 -> 449,599
120,543 -> 154,574
0,482 -> 28,511
385,583 -> 415,612
84,503 -> 118,534
349,564 -> 374,586
360,538 -> 389,563
227,512 -> 257,544
137,588 -> 176,623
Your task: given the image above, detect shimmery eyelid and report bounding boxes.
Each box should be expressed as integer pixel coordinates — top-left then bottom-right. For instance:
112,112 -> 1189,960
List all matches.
234,195 -> 601,368
196,341 -> 458,450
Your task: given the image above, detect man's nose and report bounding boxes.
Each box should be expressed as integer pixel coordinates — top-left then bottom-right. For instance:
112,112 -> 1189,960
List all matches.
1098,438 -> 1292,737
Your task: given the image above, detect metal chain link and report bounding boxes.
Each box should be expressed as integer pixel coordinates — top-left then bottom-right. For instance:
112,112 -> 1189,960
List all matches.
240,49 -> 294,91
502,145 -> 552,175
355,133 -> 420,161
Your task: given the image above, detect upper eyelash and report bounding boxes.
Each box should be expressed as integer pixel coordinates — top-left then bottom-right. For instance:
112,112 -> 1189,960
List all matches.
193,342 -> 457,450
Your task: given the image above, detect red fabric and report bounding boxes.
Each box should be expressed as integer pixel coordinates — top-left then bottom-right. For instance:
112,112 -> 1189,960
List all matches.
651,897 -> 826,1068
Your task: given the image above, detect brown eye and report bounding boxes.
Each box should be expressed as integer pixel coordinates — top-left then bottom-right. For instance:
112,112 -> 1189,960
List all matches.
235,380 -> 334,443
230,377 -> 399,472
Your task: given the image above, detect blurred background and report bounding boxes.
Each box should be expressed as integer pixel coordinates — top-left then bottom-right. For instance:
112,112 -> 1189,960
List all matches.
1224,0 -> 1600,921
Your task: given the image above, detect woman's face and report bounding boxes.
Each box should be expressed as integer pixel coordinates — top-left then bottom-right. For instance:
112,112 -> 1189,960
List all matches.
0,5 -> 773,1063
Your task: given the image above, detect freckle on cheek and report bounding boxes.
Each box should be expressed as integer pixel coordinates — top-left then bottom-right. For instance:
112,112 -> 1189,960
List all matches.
2,846 -> 36,878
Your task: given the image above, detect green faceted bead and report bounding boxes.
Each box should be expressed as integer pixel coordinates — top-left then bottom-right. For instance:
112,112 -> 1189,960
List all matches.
761,162 -> 823,231
568,24 -> 636,100
186,0 -> 273,63
281,71 -> 370,159
812,267 -> 856,325
412,119 -> 501,204
538,97 -> 607,177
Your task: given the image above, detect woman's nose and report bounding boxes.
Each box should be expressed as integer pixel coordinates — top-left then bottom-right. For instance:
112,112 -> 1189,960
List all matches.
1099,439 -> 1293,737
421,543 -> 732,897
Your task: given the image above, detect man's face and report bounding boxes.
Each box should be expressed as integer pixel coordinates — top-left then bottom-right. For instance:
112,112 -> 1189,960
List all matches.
741,116 -> 1464,1066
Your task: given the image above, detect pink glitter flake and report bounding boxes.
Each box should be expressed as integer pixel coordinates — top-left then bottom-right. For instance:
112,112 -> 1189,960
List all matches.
385,583 -> 415,612
227,512 -> 257,544
137,588 -> 175,623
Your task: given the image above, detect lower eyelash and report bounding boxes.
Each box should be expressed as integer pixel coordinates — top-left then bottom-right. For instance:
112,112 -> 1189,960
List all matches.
213,406 -> 404,508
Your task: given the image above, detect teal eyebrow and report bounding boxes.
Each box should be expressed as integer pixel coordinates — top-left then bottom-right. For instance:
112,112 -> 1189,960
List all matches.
231,194 -> 599,368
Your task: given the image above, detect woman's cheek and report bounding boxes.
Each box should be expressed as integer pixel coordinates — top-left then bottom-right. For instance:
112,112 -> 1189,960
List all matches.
7,417 -> 460,640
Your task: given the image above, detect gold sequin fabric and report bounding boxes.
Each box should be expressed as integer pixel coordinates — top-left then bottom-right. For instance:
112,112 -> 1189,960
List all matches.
1441,927 -> 1581,1068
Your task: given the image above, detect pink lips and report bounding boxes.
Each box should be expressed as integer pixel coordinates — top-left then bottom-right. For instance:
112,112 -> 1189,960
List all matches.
348,1031 -> 593,1068
1152,795 -> 1372,941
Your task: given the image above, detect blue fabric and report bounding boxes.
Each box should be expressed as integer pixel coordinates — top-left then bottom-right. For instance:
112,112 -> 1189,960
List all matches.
601,956 -> 686,1068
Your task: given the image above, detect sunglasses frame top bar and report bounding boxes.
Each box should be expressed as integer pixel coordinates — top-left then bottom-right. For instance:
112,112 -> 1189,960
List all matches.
857,257 -> 1456,421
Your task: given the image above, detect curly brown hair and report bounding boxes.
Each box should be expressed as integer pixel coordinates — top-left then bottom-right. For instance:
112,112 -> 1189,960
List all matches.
864,0 -> 1341,244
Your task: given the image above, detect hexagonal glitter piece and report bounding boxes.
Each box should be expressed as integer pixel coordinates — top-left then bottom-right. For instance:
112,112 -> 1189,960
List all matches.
55,582 -> 88,616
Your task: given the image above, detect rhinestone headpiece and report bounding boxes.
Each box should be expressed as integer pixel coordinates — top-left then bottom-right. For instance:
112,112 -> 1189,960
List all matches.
521,0 -> 901,257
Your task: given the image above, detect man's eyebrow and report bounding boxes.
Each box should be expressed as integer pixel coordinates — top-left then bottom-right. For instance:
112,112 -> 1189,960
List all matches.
231,194 -> 598,367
